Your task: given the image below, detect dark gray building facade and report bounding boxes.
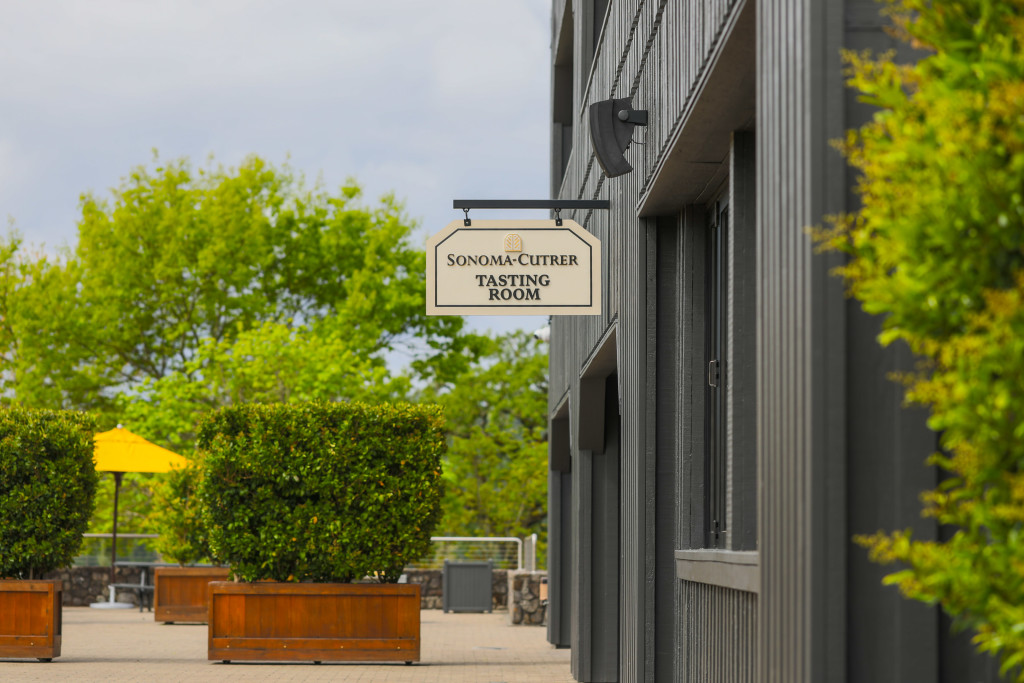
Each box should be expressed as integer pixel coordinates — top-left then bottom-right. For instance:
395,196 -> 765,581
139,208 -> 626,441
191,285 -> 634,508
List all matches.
545,1 -> 1000,681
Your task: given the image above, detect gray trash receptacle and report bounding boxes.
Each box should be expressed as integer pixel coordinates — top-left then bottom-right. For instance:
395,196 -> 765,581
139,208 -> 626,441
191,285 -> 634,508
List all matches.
442,560 -> 493,613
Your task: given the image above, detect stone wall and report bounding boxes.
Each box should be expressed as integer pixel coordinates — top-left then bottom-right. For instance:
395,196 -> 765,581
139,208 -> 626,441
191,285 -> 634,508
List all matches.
491,569 -> 509,611
507,570 -> 547,626
404,568 -> 444,609
45,566 -> 148,607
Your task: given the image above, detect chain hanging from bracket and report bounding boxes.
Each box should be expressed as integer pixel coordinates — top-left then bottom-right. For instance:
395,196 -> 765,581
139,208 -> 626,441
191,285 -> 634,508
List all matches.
554,208 -> 563,226
463,208 -> 472,226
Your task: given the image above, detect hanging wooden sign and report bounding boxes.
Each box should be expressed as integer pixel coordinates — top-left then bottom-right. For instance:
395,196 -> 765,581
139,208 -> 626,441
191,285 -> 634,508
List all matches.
426,219 -> 601,316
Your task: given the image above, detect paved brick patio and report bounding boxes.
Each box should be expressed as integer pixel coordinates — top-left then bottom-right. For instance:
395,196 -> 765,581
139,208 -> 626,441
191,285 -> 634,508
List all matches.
1,607 -> 573,682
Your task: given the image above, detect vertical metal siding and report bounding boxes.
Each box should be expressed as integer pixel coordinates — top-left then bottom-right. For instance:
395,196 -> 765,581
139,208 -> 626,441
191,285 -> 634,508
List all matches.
681,581 -> 758,681
758,0 -> 806,678
551,0 -> 998,681
654,216 -> 681,683
570,393 -> 591,680
551,1 -> 756,682
757,1 -> 848,682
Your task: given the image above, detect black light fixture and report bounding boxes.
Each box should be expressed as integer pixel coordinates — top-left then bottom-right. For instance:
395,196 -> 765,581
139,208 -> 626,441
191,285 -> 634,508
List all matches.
588,97 -> 648,178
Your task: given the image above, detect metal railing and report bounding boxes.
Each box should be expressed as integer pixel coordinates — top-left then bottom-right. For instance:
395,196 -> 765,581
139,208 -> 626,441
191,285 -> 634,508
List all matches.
82,533 -> 159,539
75,533 -> 160,567
414,536 -> 524,570
74,533 -> 539,571
524,533 -> 538,572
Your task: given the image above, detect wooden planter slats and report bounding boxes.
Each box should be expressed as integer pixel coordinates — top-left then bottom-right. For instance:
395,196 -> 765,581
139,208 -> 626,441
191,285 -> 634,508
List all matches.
0,579 -> 62,661
208,582 -> 421,663
154,567 -> 231,623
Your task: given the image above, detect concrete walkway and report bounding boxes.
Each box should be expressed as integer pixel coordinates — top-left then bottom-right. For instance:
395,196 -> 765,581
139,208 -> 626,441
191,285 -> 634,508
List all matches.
1,607 -> 573,682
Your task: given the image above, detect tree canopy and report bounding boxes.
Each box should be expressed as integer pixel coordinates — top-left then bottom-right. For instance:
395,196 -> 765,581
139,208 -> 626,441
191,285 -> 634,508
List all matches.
1,155 -> 477,417
817,1 -> 1024,676
423,330 -> 549,558
1,154 -> 484,534
3,154 -> 547,568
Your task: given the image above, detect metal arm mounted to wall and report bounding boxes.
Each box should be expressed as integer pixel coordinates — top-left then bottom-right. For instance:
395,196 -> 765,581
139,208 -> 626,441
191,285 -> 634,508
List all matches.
453,199 -> 610,226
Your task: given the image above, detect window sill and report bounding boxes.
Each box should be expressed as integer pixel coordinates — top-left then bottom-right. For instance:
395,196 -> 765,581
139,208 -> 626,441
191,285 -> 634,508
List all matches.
674,549 -> 759,593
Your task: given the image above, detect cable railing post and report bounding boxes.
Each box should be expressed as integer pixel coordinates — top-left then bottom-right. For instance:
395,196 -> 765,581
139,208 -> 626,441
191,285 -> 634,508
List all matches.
425,536 -> 525,571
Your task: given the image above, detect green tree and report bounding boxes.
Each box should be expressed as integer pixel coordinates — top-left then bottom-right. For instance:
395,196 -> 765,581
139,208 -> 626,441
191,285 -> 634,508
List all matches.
2,154 -> 483,535
817,1 -> 1024,676
147,458 -> 213,566
0,233 -> 92,410
2,154 -> 475,415
120,317 -> 414,454
425,331 -> 548,559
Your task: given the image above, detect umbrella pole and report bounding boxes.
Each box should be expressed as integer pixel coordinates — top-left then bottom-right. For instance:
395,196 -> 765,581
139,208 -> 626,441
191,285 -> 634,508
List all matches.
110,472 -> 123,587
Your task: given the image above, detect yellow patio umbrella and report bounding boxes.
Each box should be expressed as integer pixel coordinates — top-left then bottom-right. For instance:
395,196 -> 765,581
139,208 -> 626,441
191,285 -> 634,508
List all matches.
93,425 -> 187,590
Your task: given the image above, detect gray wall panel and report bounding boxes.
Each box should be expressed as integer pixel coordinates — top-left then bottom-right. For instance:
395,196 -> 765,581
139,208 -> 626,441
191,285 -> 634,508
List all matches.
569,382 -> 590,679
681,582 -> 758,681
679,205 -> 708,551
758,0 -> 808,679
846,304 -> 941,682
549,412 -> 573,649
551,0 -> 1006,681
757,0 -> 848,681
728,131 -> 757,551
841,3 -> 937,681
591,375 -> 621,682
549,2 -> 760,682
653,218 -> 679,683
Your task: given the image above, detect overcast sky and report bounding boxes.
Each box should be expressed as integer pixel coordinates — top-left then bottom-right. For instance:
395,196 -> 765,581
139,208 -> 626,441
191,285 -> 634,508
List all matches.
0,0 -> 552,337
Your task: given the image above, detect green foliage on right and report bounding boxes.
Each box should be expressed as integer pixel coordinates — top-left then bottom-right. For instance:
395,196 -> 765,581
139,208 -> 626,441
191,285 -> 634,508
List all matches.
198,401 -> 446,583
147,459 -> 213,566
815,1 -> 1024,676
0,408 -> 99,578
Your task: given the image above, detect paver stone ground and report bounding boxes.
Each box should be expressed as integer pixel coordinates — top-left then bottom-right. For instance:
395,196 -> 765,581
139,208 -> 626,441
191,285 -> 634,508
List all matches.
0,606 -> 573,682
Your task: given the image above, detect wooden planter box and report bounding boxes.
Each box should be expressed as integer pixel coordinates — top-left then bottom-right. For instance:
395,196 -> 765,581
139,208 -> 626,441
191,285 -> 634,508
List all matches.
0,579 -> 62,661
208,582 -> 420,664
154,567 -> 231,623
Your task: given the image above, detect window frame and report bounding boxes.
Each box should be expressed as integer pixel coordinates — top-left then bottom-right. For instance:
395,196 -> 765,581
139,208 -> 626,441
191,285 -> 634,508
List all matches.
704,195 -> 730,549
676,131 -> 758,579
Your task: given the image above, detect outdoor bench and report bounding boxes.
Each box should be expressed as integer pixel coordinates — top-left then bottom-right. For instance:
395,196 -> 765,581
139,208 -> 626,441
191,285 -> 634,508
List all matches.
110,569 -> 154,612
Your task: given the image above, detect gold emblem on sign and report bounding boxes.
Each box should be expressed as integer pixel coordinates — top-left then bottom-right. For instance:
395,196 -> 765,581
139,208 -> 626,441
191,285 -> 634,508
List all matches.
504,233 -> 523,252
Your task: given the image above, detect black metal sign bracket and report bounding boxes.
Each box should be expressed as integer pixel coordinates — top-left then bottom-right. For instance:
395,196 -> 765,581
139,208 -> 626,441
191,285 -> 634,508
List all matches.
453,199 -> 610,226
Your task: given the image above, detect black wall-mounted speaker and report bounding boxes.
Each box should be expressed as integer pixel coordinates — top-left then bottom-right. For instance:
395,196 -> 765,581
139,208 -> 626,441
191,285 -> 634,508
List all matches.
588,97 -> 648,178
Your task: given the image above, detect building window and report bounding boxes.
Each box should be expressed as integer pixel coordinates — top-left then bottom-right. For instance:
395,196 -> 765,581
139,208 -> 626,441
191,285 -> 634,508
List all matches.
552,2 -> 574,194
705,197 -> 729,548
683,131 -> 756,554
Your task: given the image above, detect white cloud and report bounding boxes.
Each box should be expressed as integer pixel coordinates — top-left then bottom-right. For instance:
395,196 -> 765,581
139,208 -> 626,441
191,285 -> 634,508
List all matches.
0,0 -> 552,334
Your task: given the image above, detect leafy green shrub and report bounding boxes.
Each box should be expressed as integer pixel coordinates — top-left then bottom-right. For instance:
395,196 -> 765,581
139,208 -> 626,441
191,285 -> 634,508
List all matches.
0,408 -> 99,578
816,0 -> 1024,676
198,401 -> 445,583
148,459 -> 214,566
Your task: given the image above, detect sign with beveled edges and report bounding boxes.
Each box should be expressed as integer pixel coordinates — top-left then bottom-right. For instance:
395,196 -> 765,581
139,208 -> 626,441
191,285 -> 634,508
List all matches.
426,219 -> 601,315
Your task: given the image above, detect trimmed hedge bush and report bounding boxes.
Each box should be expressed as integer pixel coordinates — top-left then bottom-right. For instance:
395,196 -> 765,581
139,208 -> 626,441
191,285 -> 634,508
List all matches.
148,459 -> 214,566
0,408 -> 99,578
198,401 -> 445,583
